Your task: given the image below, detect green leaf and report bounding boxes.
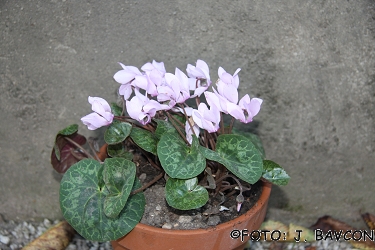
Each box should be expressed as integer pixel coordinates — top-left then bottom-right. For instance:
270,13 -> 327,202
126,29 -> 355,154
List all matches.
58,124 -> 79,136
171,114 -> 186,124
199,134 -> 263,184
130,127 -> 158,155
154,119 -> 178,139
232,129 -> 265,159
60,158 -> 145,241
102,158 -> 136,218
165,177 -> 208,210
107,143 -> 133,160
104,121 -> 132,145
110,103 -> 123,116
262,160 -> 290,186
157,133 -> 205,179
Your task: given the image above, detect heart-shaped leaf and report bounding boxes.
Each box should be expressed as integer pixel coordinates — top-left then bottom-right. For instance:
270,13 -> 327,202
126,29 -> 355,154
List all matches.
157,133 -> 205,179
107,143 -> 133,160
262,160 -> 290,186
232,129 -> 266,159
60,158 -> 145,241
199,134 -> 263,184
165,177 -> 208,210
104,121 -> 132,145
154,119 -> 178,139
130,127 -> 158,155
58,124 -> 79,136
103,158 -> 136,218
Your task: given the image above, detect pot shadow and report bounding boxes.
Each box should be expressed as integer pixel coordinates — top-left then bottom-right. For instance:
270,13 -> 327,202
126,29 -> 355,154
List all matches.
233,122 -> 290,209
52,170 -> 64,183
267,185 -> 289,209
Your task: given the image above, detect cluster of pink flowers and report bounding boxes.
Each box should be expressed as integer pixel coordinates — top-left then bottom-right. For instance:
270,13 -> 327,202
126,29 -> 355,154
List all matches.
81,60 -> 263,142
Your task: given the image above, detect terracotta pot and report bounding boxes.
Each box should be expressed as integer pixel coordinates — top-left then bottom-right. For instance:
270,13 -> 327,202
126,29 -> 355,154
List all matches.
111,181 -> 272,250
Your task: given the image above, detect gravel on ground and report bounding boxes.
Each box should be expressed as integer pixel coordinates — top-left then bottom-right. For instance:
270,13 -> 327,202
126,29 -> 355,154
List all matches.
0,219 -> 357,250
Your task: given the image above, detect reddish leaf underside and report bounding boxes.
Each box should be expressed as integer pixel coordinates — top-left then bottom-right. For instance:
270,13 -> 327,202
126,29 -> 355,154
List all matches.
51,133 -> 87,173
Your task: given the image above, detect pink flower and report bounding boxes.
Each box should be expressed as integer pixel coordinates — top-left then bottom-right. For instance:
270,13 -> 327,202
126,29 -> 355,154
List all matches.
81,97 -> 114,130
205,90 -> 263,124
237,202 -> 242,212
141,60 -> 166,87
216,67 -> 241,104
185,118 -> 200,144
126,89 -> 168,125
192,103 -> 220,133
141,60 -> 166,75
238,95 -> 263,123
204,90 -> 243,120
113,63 -> 143,100
157,68 -> 190,108
132,74 -> 158,96
186,59 -> 211,97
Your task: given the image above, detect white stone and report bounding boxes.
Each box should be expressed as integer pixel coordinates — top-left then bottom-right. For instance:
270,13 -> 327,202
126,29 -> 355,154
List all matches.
161,223 -> 172,229
219,205 -> 229,211
27,224 -> 36,235
178,216 -> 192,223
0,234 -> 10,245
43,219 -> 52,228
139,173 -> 147,182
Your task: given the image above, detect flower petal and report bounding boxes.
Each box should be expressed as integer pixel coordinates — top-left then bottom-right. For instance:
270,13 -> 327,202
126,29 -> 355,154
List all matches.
81,113 -> 110,130
114,70 -> 136,84
88,96 -> 111,113
118,84 -> 133,100
227,102 -> 245,122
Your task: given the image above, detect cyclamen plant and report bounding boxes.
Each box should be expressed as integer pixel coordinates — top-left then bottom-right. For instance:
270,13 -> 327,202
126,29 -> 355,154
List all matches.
51,59 -> 290,242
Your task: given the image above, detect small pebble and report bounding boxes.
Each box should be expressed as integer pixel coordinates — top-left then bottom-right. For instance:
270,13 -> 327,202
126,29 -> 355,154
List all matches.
0,234 -> 10,245
0,220 -> 112,249
43,218 -> 51,228
207,216 -> 221,226
178,216 -> 192,223
155,204 -> 161,211
139,173 -> 147,182
162,223 -> 172,229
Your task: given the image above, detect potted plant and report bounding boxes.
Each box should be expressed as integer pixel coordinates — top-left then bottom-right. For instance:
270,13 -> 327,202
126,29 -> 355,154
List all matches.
51,59 -> 290,250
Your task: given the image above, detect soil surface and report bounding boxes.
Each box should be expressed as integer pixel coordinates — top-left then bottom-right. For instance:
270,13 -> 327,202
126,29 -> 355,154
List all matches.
134,151 -> 263,230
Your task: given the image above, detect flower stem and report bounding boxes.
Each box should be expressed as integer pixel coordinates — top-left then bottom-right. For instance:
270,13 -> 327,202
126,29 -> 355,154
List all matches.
87,138 -> 102,162
121,95 -> 126,116
114,116 -> 135,123
229,117 -> 235,134
195,89 -> 200,107
203,130 -> 209,148
166,111 -> 185,128
165,111 -> 190,145
130,172 -> 164,195
220,112 -> 225,135
179,103 -> 197,138
207,132 -> 216,150
215,174 -> 243,193
64,137 -> 94,159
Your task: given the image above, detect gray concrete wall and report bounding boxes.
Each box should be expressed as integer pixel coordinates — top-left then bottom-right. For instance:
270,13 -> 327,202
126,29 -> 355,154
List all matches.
1,0 -> 374,228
